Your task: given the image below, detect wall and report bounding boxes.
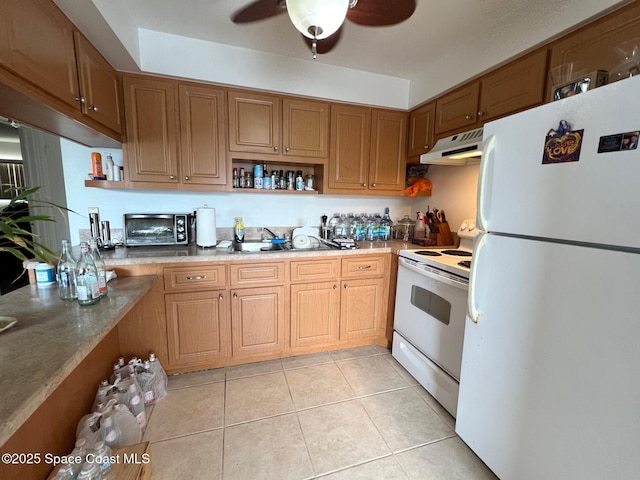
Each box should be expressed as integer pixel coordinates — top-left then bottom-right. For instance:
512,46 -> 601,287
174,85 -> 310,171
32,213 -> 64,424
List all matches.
411,164 -> 480,232
60,139 -> 414,245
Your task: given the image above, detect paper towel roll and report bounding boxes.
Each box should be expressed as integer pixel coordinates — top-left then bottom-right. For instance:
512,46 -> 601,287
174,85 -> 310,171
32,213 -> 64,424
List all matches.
196,207 -> 217,247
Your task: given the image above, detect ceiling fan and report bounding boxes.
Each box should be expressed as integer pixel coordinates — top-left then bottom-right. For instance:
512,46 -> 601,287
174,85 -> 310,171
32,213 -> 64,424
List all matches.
232,0 -> 417,58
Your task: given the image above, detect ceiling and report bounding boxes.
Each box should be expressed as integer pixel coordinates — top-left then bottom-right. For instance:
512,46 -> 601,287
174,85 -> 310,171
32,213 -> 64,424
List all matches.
54,0 -> 628,107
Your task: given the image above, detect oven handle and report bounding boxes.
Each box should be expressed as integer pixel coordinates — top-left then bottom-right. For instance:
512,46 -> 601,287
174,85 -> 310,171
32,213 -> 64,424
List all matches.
398,258 -> 468,290
467,232 -> 486,323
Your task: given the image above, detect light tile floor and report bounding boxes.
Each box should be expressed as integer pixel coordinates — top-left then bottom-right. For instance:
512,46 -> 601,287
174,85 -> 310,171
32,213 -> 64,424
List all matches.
143,346 -> 498,480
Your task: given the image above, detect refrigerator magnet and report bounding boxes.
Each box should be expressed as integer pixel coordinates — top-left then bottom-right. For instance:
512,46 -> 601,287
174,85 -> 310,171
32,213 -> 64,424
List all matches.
597,130 -> 639,153
542,120 -> 584,164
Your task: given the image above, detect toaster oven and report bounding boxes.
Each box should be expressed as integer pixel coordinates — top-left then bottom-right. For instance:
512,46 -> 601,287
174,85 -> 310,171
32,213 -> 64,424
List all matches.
123,213 -> 191,246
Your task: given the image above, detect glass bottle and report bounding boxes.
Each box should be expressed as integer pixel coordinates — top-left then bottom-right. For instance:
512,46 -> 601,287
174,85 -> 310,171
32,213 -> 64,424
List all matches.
234,217 -> 245,243
76,242 -> 100,306
232,167 -> 238,188
57,240 -> 77,301
295,171 -> 304,191
379,207 -> 394,241
89,239 -> 108,298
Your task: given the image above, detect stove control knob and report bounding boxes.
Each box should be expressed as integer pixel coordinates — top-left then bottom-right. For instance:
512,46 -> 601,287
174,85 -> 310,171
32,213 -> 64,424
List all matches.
468,222 -> 476,231
460,221 -> 468,230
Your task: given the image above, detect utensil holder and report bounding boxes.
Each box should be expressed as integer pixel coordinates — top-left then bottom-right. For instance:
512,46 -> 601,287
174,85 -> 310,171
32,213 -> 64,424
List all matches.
436,222 -> 453,246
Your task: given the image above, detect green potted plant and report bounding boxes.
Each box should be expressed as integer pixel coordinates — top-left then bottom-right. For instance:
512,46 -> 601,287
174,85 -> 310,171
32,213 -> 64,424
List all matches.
0,186 -> 58,264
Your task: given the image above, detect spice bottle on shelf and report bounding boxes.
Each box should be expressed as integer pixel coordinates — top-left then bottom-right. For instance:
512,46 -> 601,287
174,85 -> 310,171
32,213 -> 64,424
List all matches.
253,164 -> 263,189
239,168 -> 245,188
105,153 -> 115,181
295,171 -> 304,190
232,168 -> 239,188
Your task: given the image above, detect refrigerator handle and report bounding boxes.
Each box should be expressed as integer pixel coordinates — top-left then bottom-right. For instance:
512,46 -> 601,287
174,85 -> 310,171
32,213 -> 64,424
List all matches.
476,134 -> 495,231
468,232 -> 487,324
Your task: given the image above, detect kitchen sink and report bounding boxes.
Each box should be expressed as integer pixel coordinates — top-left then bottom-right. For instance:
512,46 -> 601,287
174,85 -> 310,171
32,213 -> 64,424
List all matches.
228,241 -> 332,254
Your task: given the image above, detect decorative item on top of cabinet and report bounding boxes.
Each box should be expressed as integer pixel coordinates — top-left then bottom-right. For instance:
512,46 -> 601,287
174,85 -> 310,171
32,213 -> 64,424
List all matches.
228,90 -> 329,162
547,0 -> 640,99
326,104 -> 407,195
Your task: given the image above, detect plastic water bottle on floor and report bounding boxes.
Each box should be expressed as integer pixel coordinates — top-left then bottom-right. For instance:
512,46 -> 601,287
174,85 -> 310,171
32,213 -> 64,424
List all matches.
127,383 -> 147,430
76,460 -> 102,480
92,441 -> 114,479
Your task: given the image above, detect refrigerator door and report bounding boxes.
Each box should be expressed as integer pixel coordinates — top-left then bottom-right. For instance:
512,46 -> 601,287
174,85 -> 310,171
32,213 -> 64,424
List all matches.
457,233 -> 640,480
478,75 -> 640,249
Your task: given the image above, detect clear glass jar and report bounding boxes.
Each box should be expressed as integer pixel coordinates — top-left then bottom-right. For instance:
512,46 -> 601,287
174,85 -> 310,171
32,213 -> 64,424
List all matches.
609,38 -> 640,83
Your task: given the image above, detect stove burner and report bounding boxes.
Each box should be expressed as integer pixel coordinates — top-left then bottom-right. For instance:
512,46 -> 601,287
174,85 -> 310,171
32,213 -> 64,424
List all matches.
441,249 -> 472,257
414,250 -> 442,257
458,260 -> 472,268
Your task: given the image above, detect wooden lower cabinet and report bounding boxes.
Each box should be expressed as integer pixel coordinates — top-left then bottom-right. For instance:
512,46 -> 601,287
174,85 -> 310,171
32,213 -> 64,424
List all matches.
291,281 -> 340,349
165,290 -> 229,368
340,277 -> 386,340
231,285 -> 286,357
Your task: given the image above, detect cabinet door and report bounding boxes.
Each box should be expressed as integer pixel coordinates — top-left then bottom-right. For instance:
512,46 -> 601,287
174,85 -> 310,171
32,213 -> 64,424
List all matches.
327,104 -> 371,192
434,82 -> 480,135
340,278 -> 385,340
74,32 -> 123,134
165,291 -> 228,367
179,84 -> 227,186
291,282 -> 340,349
408,102 -> 436,158
369,109 -> 407,194
0,0 -> 79,108
282,98 -> 329,158
228,90 -> 281,154
548,1 -> 640,99
479,49 -> 548,123
123,76 -> 179,184
231,286 -> 285,357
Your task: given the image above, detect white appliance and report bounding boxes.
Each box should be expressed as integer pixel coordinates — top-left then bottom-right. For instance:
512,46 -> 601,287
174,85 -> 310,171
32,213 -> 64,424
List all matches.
456,75 -> 640,480
392,220 -> 478,417
419,127 -> 483,165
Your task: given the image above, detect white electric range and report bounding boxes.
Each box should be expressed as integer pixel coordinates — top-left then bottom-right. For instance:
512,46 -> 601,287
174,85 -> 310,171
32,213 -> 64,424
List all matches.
392,219 -> 479,417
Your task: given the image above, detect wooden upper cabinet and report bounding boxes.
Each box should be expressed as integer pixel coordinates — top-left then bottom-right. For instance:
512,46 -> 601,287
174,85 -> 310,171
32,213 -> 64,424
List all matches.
327,104 -> 371,191
179,83 -> 227,186
228,90 -> 280,154
408,102 -> 435,158
479,49 -> 548,123
74,32 -> 123,134
369,109 -> 407,193
548,1 -> 640,98
0,0 -> 79,108
435,82 -> 480,135
123,75 -> 179,184
282,98 -> 329,158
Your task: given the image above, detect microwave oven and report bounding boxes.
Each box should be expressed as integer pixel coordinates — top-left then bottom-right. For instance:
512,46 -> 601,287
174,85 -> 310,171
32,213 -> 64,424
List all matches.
123,213 -> 191,246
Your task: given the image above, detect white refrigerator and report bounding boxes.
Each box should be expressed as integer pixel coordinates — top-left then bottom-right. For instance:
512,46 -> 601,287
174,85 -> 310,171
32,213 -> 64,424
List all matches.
456,75 -> 640,480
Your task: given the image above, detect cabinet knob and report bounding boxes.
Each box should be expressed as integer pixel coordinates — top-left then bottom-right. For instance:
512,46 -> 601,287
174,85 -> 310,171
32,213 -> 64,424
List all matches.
285,147 -> 290,152
362,183 -> 367,187
344,283 -> 349,289
372,183 -> 376,188
465,114 -> 472,120
273,146 -> 278,152
218,293 -> 224,300
184,176 -> 190,181
333,284 -> 337,290
75,97 -> 86,104
424,145 -> 429,149
170,175 -> 176,180
477,111 -> 484,117
89,105 -> 99,112
233,293 -> 238,299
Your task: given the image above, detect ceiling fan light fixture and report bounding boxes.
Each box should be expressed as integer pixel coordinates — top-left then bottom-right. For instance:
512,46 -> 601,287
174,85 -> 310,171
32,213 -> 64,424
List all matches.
286,0 -> 349,40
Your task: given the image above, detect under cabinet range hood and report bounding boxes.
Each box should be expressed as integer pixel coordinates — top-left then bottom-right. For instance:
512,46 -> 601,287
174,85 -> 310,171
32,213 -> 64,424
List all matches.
420,127 -> 483,165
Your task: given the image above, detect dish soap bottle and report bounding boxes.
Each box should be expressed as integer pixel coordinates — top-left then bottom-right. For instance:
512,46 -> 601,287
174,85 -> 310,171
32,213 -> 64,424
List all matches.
234,217 -> 245,243
415,212 -> 426,239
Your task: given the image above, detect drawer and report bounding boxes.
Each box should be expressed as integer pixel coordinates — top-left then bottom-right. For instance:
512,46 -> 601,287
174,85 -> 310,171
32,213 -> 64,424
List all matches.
341,255 -> 386,278
164,264 -> 227,291
230,261 -> 285,286
290,258 -> 339,282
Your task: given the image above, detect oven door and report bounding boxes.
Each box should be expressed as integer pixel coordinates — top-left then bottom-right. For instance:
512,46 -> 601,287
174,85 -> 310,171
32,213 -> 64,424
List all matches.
393,257 -> 468,380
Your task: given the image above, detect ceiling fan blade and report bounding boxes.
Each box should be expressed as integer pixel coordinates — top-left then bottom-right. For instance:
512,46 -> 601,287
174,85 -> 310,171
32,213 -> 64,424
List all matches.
302,28 -> 343,56
232,0 -> 286,24
347,0 -> 416,26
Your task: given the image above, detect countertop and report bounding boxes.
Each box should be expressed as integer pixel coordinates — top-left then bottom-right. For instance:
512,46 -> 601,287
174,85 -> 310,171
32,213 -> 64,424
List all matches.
98,240 -> 425,266
0,276 -> 157,447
